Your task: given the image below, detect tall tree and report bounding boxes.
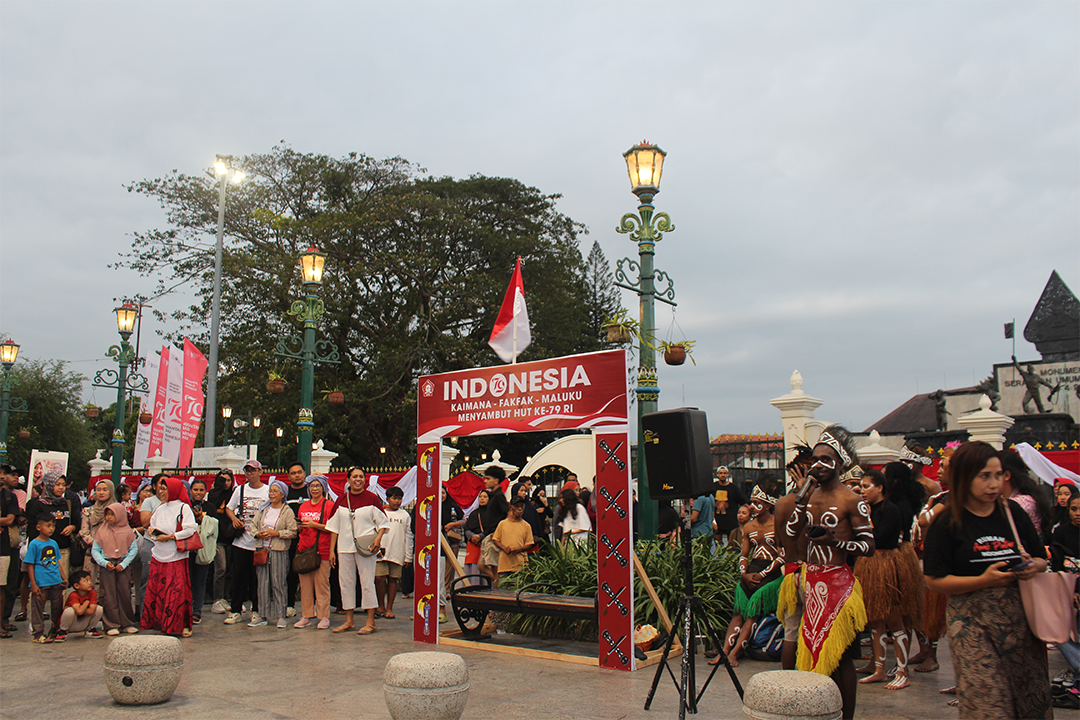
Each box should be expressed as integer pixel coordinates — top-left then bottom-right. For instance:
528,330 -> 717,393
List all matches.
118,145 -> 600,468
3,358 -> 98,489
583,240 -> 624,343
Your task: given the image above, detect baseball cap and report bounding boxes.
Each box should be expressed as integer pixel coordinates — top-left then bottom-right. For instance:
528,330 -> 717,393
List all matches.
242,459 -> 263,470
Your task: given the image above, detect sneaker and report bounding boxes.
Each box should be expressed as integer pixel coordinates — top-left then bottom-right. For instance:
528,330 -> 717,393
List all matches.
286,606 -> 297,617
247,614 -> 267,627
317,619 -> 330,630
124,626 -> 139,634
86,629 -> 104,638
51,632 -> 66,643
293,618 -> 312,629
276,618 -> 288,629
106,628 -> 120,636
33,635 -> 52,644
210,600 -> 228,614
1052,669 -> 1076,688
192,616 -> 202,625
224,613 -> 242,625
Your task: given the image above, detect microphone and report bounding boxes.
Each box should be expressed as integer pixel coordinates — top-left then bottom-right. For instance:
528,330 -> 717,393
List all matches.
795,467 -> 823,505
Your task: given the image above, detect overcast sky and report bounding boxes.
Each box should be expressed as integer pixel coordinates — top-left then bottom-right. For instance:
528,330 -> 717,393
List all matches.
1,1 -> 1077,443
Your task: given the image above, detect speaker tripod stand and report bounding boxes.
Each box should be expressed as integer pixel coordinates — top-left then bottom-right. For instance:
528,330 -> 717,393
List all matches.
644,498 -> 744,717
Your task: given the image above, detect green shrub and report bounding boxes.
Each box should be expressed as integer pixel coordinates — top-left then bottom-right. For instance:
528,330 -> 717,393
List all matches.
500,536 -> 740,642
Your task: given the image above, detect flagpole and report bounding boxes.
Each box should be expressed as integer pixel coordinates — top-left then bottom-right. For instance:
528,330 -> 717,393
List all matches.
1011,317 -> 1015,357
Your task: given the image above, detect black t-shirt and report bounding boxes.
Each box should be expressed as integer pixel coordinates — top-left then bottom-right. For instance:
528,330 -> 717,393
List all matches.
0,487 -> 20,555
285,485 -> 309,516
923,499 -> 1046,578
25,495 -> 78,550
479,490 -> 509,532
713,481 -> 746,532
869,499 -> 902,550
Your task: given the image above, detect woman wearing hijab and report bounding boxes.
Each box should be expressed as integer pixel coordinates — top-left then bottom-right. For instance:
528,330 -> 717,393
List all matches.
79,479 -> 115,580
24,472 -> 81,579
294,475 -> 334,629
250,479 -> 298,629
141,476 -> 197,638
511,482 -> 544,549
91,502 -> 139,635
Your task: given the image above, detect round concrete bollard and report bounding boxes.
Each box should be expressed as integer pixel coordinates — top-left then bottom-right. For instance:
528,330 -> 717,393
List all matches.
383,651 -> 469,720
103,635 -> 183,706
742,670 -> 842,720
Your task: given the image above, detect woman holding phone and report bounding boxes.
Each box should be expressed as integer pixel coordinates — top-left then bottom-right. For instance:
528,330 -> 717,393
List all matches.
923,441 -> 1052,718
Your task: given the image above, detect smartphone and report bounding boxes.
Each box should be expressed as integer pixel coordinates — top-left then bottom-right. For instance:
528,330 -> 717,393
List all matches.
149,528 -> 163,537
1006,557 -> 1033,572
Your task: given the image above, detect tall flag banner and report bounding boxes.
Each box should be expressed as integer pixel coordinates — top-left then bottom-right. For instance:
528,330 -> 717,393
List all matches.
161,345 -> 184,465
487,257 -> 531,363
146,345 -> 171,462
179,339 -> 208,468
132,351 -> 160,469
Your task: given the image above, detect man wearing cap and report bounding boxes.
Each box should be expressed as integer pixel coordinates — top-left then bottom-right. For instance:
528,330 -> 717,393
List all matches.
777,426 -> 874,720
223,460 -> 270,625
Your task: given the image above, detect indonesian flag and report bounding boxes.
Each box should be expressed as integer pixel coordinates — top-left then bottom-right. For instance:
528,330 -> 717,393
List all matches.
487,257 -> 531,363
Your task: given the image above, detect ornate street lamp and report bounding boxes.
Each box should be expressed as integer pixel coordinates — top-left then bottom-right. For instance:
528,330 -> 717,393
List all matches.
92,304 -> 149,488
204,154 -> 244,448
0,341 -> 28,464
614,141 -> 677,539
275,247 -> 339,470
275,426 -> 284,468
222,405 -> 232,445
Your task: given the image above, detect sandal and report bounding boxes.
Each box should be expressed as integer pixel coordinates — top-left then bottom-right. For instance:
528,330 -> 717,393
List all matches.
14,612 -> 26,622
356,625 -> 377,635
0,630 -> 12,639
1,622 -> 15,632
383,611 -> 396,619
331,624 -> 355,633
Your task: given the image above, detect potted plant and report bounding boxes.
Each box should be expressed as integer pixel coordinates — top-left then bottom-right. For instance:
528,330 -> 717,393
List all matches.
18,429 -> 29,440
266,370 -> 286,394
84,404 -> 100,419
660,340 -> 696,366
139,410 -> 153,425
323,389 -> 345,405
601,310 -> 641,345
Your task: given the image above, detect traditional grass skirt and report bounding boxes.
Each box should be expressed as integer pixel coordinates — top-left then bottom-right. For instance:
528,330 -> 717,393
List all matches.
947,585 -> 1051,719
853,548 -> 906,623
734,558 -> 783,617
140,557 -> 191,635
897,541 -> 924,623
921,589 -> 949,639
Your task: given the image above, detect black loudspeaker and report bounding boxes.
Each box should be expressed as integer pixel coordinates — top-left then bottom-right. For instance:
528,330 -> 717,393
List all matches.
642,408 -> 714,500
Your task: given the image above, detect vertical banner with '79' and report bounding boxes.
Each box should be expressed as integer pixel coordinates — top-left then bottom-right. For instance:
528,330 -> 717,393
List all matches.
413,443 -> 440,644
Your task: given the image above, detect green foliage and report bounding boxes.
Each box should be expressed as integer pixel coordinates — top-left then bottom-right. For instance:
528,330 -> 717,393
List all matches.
500,537 -> 739,642
117,145 -> 606,468
584,241 -> 624,344
4,358 -> 98,490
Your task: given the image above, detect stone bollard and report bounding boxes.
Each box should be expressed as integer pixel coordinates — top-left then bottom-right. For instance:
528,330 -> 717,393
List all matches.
742,670 -> 842,720
383,651 -> 469,720
103,635 -> 183,705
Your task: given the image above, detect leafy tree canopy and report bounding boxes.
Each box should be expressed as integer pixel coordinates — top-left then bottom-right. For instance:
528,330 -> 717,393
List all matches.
118,144 -> 606,468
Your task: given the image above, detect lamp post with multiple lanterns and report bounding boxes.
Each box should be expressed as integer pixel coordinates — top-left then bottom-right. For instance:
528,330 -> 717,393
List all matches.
92,305 -> 150,488
204,154 -> 244,449
0,341 -> 28,464
613,142 -> 677,540
275,247 -> 339,471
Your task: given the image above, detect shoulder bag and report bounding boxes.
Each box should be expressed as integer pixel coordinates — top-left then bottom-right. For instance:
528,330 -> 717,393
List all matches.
175,507 -> 203,553
1005,503 -> 1078,644
352,506 -> 378,557
292,500 -> 327,574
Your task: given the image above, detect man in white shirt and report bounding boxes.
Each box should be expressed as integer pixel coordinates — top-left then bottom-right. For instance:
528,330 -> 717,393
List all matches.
223,460 -> 270,626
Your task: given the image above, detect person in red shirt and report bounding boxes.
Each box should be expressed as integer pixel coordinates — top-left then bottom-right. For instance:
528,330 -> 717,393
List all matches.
294,475 -> 334,630
57,570 -> 103,640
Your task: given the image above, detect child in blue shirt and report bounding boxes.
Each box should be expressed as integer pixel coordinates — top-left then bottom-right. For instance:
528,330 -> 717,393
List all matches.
26,516 -> 67,642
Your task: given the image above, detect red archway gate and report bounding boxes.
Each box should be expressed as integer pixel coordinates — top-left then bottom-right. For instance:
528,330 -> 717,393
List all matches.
413,349 -> 635,670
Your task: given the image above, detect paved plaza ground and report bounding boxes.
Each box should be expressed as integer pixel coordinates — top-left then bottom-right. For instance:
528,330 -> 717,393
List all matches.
0,610 -> 1070,719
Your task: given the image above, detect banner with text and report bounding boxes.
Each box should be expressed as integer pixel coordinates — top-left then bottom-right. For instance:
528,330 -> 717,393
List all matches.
132,351 -> 160,470
179,339 -> 208,468
417,349 -> 628,441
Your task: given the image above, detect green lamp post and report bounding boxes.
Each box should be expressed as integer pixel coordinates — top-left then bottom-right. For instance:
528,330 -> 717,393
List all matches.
0,341 -> 28,464
92,304 -> 149,488
275,247 -> 339,471
613,142 -> 677,540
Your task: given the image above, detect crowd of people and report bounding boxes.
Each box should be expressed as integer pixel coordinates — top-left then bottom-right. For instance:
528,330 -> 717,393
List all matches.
685,432 -> 1079,718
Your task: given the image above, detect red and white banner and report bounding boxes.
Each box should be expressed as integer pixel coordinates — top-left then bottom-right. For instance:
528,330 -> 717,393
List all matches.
161,345 -> 184,465
178,339 -> 208,468
146,345 -> 171,463
132,351 -> 160,469
413,444 -> 440,644
417,350 -> 628,442
595,429 -> 635,671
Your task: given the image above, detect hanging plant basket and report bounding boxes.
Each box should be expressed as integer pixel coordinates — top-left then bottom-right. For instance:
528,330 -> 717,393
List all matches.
326,391 -> 345,405
84,405 -> 100,419
139,411 -> 153,425
606,325 -> 632,344
663,346 -> 687,366
267,378 -> 286,394
18,429 -> 29,440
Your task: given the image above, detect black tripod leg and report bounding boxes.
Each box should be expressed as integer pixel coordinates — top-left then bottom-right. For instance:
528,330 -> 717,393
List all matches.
644,599 -> 686,710
681,596 -> 696,717
693,604 -> 744,703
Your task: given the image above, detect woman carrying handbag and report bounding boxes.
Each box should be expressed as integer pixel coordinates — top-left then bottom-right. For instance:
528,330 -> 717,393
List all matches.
293,475 -> 333,629
141,477 -> 198,638
250,480 -> 298,629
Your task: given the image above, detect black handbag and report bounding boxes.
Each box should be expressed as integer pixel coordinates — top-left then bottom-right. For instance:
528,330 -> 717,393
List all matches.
292,499 -> 327,575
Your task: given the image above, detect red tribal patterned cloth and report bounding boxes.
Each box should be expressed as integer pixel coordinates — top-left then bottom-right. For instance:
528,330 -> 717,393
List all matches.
797,563 -> 866,676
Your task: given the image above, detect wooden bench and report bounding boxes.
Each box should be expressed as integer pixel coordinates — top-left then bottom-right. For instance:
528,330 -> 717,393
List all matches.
449,575 -> 598,638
